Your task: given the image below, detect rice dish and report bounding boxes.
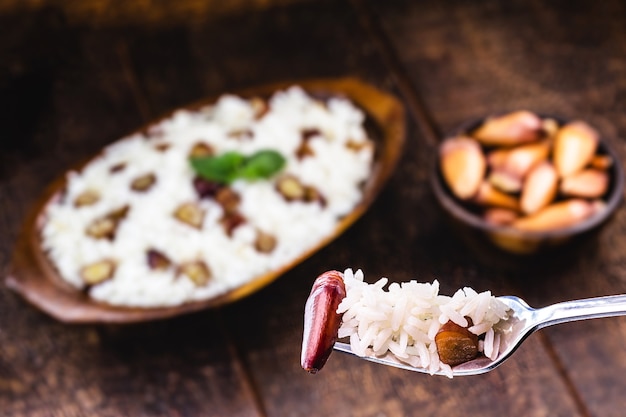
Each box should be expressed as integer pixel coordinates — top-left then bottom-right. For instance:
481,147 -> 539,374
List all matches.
337,269 -> 510,377
39,87 -> 374,307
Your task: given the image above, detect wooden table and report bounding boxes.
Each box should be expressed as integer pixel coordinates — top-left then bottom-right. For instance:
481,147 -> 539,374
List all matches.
2,0 -> 626,415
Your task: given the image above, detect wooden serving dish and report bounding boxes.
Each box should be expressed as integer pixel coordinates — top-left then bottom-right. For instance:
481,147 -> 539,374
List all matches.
5,77 -> 406,324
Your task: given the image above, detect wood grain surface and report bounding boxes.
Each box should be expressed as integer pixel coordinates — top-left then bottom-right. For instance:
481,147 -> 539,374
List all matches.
1,0 -> 626,416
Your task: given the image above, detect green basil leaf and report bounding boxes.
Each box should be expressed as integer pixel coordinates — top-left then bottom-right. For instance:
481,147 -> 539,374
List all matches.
238,150 -> 286,180
190,151 -> 245,184
190,149 -> 285,184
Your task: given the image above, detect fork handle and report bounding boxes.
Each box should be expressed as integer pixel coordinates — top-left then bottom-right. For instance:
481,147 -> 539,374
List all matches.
536,294 -> 626,329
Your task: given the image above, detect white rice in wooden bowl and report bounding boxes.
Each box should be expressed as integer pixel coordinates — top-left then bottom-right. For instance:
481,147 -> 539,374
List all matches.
337,269 -> 510,377
40,87 -> 374,308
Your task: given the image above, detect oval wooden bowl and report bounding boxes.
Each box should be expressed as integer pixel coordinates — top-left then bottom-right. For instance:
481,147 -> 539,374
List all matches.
6,77 -> 406,324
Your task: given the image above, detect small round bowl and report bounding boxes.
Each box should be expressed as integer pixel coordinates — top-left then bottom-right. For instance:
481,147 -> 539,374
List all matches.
431,114 -> 624,258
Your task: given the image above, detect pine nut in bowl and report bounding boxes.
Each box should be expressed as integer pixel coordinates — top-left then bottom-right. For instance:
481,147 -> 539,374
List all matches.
431,111 -> 624,256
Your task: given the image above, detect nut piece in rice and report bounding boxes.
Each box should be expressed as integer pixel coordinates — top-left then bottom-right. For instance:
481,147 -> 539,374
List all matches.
180,261 -> 212,286
74,190 -> 100,207
146,249 -> 172,270
130,173 -> 157,192
173,202 -> 205,229
85,206 -> 129,240
81,260 -> 116,285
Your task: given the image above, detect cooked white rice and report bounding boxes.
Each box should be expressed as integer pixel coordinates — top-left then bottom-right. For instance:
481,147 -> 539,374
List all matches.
337,269 -> 510,377
40,87 -> 374,307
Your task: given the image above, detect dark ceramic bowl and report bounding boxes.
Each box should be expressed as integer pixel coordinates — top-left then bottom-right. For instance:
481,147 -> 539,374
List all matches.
431,115 -> 624,257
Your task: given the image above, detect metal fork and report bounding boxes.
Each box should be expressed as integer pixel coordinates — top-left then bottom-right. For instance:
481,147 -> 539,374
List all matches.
333,294 -> 626,377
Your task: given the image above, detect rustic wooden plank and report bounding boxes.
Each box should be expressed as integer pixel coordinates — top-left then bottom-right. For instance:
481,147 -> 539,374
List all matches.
368,0 -> 626,415
0,9 -> 259,417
